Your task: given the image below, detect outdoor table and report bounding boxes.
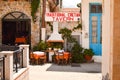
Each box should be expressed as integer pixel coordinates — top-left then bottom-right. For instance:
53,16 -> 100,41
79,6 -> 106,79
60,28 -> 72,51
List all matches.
33,51 -> 45,56
33,51 -> 45,59
33,51 -> 46,64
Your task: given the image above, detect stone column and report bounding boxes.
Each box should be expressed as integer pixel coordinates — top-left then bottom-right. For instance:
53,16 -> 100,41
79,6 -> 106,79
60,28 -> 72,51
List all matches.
19,45 -> 29,68
41,28 -> 46,41
0,51 -> 14,80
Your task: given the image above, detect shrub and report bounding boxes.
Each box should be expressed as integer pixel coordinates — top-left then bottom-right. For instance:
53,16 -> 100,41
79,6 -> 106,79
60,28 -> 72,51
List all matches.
83,49 -> 94,56
71,43 -> 84,63
33,41 -> 47,51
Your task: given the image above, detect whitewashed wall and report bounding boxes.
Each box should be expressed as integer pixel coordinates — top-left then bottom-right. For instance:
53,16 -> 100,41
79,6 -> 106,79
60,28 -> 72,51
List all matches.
81,0 -> 102,49
81,0 -> 102,62
102,0 -> 111,79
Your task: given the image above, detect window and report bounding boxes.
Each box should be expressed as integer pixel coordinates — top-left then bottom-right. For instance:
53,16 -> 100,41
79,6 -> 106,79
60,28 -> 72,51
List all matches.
92,16 -> 98,43
90,4 -> 102,13
72,35 -> 80,44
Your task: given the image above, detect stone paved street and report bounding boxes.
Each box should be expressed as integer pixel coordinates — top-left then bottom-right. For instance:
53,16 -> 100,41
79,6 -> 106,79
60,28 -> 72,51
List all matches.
29,63 -> 102,80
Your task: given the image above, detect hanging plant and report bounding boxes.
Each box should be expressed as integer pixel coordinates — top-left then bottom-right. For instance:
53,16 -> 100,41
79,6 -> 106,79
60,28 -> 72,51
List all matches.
31,0 -> 40,22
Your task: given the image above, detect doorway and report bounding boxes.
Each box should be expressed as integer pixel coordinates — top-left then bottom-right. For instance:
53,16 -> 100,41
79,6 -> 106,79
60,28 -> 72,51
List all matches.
89,3 -> 102,55
2,11 -> 31,46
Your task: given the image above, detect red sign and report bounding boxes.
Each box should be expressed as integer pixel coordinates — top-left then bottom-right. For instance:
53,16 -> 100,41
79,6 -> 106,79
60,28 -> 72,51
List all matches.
45,12 -> 80,22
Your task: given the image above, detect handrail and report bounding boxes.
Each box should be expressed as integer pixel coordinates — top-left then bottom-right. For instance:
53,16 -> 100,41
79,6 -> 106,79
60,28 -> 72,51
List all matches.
0,56 -> 6,80
13,48 -> 24,73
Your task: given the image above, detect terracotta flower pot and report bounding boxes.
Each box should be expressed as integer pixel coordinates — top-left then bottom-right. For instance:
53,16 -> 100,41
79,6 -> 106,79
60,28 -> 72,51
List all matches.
84,55 -> 92,61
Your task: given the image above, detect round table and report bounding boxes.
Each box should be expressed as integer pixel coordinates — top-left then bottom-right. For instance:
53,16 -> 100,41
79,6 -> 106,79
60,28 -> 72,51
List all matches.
33,51 -> 46,64
33,51 -> 45,56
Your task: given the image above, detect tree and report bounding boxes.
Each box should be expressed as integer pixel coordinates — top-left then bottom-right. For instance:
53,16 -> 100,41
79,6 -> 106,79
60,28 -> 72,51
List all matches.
47,0 -> 59,12
59,28 -> 77,51
41,0 -> 46,28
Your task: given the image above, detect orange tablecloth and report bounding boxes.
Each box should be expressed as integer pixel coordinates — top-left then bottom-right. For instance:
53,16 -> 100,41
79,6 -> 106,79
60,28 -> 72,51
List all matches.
33,51 -> 45,59
55,52 -> 70,60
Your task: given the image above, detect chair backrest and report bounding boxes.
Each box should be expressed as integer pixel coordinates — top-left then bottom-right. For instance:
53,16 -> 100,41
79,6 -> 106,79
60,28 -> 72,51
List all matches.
30,52 -> 34,59
55,52 -> 64,60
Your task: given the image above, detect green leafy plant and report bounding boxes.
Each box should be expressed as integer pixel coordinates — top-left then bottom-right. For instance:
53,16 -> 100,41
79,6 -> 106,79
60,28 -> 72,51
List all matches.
71,53 -> 84,63
83,49 -> 94,62
33,40 -> 47,51
31,0 -> 40,22
59,28 -> 77,51
71,43 -> 83,53
71,43 -> 84,63
83,49 -> 94,56
59,28 -> 72,39
47,22 -> 53,31
73,23 -> 82,31
52,42 -> 63,49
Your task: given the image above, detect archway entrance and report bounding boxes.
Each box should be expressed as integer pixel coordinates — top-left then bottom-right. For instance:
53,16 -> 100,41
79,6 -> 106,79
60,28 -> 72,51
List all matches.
2,12 -> 31,45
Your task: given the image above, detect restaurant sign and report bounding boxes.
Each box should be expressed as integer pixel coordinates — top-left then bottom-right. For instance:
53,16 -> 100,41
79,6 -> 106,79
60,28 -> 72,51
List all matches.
45,12 -> 80,22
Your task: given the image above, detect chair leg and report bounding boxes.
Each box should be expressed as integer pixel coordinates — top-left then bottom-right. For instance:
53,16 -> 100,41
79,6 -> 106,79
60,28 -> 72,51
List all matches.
38,58 -> 45,65
63,59 -> 68,65
30,58 -> 35,65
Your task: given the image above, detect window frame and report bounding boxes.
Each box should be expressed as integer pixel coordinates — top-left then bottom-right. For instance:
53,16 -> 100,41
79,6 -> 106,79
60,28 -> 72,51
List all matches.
90,3 -> 102,13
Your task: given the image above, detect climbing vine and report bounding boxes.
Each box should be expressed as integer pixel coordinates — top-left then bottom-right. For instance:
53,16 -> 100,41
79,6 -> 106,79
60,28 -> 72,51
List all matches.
31,0 -> 40,22
47,22 -> 53,31
73,23 -> 82,31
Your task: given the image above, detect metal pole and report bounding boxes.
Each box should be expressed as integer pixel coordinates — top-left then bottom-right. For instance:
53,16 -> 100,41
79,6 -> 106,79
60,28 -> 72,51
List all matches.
3,55 -> 6,80
21,49 -> 24,68
15,52 -> 18,73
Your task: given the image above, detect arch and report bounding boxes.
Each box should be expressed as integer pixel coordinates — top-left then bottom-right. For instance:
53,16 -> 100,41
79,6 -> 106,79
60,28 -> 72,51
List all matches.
2,11 -> 30,21
2,11 -> 31,46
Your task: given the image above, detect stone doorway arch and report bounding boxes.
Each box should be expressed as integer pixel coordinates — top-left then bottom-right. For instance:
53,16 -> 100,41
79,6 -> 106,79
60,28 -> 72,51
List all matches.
2,11 -> 31,46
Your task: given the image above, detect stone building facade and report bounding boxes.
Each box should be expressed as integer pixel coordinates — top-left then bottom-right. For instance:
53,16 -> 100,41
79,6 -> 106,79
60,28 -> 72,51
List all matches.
0,1 -> 40,47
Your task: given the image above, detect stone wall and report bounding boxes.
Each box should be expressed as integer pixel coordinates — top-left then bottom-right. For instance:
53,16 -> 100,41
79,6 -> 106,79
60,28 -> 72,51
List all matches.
0,1 -> 40,47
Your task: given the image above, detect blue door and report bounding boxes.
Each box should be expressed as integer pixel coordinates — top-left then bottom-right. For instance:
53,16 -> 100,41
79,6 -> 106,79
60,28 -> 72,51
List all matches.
89,14 -> 102,55
89,3 -> 102,55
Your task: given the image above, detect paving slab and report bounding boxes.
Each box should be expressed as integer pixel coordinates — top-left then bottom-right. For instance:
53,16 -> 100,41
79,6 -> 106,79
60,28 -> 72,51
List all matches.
29,63 -> 102,80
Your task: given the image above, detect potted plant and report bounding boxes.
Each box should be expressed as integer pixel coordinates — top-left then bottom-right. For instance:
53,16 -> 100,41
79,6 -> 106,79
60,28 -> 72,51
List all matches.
47,42 -> 52,50
71,43 -> 84,63
83,49 -> 94,62
33,40 -> 47,51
